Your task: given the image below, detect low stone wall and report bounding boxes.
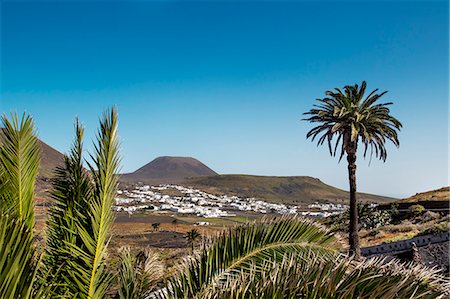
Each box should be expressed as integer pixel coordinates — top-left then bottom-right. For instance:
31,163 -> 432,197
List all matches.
378,200 -> 449,212
361,232 -> 449,256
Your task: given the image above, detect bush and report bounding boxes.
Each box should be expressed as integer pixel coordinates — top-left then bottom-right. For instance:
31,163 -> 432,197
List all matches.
408,204 -> 425,217
360,209 -> 392,230
367,229 -> 379,237
383,223 -> 414,234
416,222 -> 449,236
421,211 -> 441,222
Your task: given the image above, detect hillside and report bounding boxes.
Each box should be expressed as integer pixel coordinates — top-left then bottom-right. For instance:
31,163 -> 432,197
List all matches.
37,139 -> 65,179
34,139 -> 65,199
183,175 -> 395,205
398,187 -> 449,203
120,156 -> 218,184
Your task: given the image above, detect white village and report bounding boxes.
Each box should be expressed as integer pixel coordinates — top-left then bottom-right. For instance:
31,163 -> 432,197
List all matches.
114,184 -> 348,219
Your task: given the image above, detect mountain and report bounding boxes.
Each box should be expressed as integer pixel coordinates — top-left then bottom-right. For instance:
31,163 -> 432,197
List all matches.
183,175 -> 396,205
120,156 -> 218,184
34,139 -> 65,199
37,139 -> 65,179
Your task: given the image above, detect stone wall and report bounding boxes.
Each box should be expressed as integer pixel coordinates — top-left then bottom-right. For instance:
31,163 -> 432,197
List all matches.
361,232 -> 449,256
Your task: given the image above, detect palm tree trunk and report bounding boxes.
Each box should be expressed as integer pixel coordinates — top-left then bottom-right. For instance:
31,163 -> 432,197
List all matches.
347,147 -> 361,259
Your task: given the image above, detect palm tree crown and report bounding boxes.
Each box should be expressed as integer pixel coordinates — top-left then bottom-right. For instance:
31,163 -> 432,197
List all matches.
304,81 -> 402,162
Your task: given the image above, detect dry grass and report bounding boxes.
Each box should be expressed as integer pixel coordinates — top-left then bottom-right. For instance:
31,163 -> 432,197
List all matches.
360,212 -> 449,246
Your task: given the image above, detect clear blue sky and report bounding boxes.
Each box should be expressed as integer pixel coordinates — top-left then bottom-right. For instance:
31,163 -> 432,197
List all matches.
1,0 -> 448,198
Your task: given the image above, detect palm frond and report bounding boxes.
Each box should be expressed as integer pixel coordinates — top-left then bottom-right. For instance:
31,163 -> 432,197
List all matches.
202,252 -> 449,299
116,247 -> 164,299
304,81 -> 402,162
59,108 -> 121,299
44,119 -> 93,296
0,113 -> 40,229
0,214 -> 39,299
158,216 -> 336,298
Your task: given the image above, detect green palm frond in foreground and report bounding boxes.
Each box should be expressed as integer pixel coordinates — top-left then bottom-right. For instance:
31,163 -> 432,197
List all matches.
116,247 -> 164,299
202,251 -> 449,299
44,119 -> 93,296
0,214 -> 39,299
0,113 -> 40,229
0,113 -> 40,299
159,216 -> 336,298
61,108 -> 120,298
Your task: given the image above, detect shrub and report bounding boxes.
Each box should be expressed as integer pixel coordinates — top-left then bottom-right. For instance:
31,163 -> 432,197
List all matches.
408,204 -> 425,217
417,222 -> 449,236
367,229 -> 379,237
421,211 -> 441,222
360,209 -> 392,230
383,223 -> 414,234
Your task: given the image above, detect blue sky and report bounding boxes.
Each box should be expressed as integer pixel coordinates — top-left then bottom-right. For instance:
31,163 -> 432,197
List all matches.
1,0 -> 448,198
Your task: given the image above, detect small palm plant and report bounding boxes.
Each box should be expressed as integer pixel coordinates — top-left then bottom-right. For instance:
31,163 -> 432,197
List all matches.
185,228 -> 200,252
304,81 -> 402,258
116,247 -> 164,299
0,108 -> 121,298
152,222 -> 161,232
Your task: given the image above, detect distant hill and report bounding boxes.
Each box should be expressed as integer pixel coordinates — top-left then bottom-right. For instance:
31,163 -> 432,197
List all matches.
183,175 -> 395,205
397,187 -> 449,203
377,187 -> 449,213
120,156 -> 218,185
37,139 -> 65,179
35,139 -> 64,199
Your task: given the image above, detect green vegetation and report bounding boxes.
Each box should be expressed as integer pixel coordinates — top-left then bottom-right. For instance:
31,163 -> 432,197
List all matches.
158,216 -> 337,298
116,247 -> 164,299
409,204 -> 426,216
323,203 -> 397,233
187,252 -> 448,299
0,110 -> 447,298
0,109 -> 120,298
157,216 -> 448,298
304,81 -> 402,258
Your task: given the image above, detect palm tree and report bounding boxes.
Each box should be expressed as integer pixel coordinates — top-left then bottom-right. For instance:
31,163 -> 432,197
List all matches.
152,222 -> 161,232
304,81 -> 402,258
185,228 -> 200,252
171,219 -> 178,231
